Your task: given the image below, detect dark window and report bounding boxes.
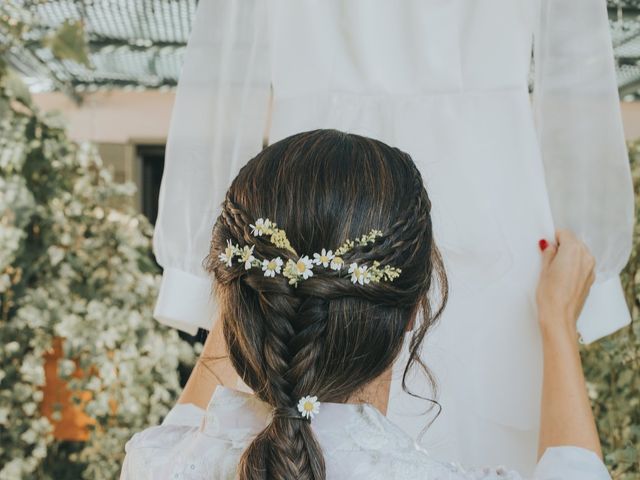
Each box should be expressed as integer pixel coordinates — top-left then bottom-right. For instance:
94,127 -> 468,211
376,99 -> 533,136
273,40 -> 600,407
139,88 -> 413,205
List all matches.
137,144 -> 208,375
137,145 -> 166,225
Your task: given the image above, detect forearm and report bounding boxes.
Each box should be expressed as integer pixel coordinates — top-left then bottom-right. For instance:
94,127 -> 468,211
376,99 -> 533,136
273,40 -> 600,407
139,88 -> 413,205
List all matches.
537,321 -> 602,460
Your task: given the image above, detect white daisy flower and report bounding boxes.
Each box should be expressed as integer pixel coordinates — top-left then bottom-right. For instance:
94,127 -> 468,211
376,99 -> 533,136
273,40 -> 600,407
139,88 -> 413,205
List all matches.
250,218 -> 272,236
283,259 -> 301,286
297,395 -> 320,420
262,257 -> 283,277
313,248 -> 334,268
329,256 -> 344,271
348,262 -> 370,285
239,245 -> 256,270
294,255 -> 314,279
218,240 -> 236,267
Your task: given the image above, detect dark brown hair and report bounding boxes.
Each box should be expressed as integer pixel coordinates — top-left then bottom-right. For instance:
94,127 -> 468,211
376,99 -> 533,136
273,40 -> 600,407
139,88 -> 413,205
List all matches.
203,129 -> 448,480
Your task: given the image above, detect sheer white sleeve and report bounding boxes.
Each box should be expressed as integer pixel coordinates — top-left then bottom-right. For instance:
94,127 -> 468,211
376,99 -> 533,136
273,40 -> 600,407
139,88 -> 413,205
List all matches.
531,0 -> 635,343
152,0 -> 272,334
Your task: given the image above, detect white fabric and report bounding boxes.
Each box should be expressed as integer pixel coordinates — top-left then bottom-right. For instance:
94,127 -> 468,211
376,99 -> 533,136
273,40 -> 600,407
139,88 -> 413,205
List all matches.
161,401 -> 204,428
120,386 -> 611,480
151,0 -> 634,475
532,0 -> 634,346
154,268 -> 216,335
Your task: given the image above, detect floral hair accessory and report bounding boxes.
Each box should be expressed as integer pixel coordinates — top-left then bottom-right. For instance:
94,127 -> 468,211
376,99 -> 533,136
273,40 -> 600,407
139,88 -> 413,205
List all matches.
220,217 -> 402,287
297,395 -> 321,420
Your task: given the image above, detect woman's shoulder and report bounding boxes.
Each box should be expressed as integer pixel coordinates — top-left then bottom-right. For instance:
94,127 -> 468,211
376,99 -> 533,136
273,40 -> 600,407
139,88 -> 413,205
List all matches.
125,423 -> 199,452
125,403 -> 205,451
338,443 -> 524,480
120,421 -> 242,480
319,408 -> 522,480
351,445 -> 610,480
120,404 -> 209,479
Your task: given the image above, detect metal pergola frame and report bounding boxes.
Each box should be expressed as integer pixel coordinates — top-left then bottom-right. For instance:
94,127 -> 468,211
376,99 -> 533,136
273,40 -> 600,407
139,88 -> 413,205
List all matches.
5,0 -> 640,101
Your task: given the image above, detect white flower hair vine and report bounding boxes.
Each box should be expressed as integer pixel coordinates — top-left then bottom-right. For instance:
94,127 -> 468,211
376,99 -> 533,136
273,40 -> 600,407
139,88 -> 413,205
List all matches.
218,217 -> 402,287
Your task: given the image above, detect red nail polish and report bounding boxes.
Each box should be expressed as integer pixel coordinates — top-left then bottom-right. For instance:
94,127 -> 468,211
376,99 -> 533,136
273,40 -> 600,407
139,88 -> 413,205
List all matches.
538,239 -> 548,251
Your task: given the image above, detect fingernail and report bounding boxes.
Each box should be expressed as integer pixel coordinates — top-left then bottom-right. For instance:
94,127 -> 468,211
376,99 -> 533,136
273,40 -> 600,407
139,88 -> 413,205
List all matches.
538,239 -> 548,251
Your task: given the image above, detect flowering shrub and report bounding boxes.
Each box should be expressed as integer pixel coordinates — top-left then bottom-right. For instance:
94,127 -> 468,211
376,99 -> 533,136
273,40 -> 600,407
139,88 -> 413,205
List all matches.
582,140 -> 640,479
0,65 -> 194,479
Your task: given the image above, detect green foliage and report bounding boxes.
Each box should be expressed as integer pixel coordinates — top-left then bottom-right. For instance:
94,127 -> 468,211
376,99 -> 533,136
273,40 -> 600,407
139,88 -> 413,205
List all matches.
44,20 -> 91,68
581,140 -> 640,479
0,62 -> 194,479
0,2 -> 92,90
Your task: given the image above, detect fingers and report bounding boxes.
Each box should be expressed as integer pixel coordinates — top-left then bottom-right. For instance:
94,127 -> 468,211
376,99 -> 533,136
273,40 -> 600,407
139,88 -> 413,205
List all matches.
555,228 -> 579,247
543,229 -> 597,275
540,239 -> 557,269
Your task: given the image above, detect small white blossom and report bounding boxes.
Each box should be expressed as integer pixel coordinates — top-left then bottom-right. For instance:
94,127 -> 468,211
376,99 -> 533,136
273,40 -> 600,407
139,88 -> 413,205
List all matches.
20,429 -> 37,444
312,248 -> 334,268
0,407 -> 9,425
218,239 -> 236,267
32,444 -> 47,460
348,263 -> 370,285
330,256 -> 344,271
47,245 -> 65,266
294,255 -> 314,279
250,218 -> 272,236
262,257 -> 283,277
0,273 -> 11,293
239,245 -> 256,270
22,402 -> 37,416
5,341 -> 20,354
297,395 -> 321,420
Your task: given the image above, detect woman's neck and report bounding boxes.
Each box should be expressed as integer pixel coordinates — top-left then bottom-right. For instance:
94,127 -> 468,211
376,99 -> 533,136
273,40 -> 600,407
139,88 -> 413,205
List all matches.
345,367 -> 393,415
179,319 -> 395,416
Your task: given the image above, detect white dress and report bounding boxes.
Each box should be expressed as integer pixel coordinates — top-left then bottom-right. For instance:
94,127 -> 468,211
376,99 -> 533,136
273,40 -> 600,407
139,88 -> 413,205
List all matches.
151,0 -> 634,475
119,386 -> 611,480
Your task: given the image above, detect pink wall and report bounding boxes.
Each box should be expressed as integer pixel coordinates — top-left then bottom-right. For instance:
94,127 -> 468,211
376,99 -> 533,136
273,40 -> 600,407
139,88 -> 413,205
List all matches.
620,102 -> 640,142
32,90 -> 640,145
32,90 -> 176,145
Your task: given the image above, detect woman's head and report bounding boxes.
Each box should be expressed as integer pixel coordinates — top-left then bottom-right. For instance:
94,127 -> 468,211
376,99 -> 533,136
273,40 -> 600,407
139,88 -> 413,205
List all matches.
204,129 -> 448,480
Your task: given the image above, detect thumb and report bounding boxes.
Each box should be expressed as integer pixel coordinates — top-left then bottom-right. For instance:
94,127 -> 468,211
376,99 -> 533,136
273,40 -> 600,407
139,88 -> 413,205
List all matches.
539,238 -> 557,269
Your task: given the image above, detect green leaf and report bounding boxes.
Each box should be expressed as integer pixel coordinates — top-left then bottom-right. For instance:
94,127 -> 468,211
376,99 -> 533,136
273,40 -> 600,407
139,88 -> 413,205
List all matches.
44,20 -> 91,68
2,67 -> 32,106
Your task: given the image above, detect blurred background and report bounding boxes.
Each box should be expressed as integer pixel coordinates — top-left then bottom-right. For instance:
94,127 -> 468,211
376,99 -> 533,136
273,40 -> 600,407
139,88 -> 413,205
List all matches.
0,1 -> 639,479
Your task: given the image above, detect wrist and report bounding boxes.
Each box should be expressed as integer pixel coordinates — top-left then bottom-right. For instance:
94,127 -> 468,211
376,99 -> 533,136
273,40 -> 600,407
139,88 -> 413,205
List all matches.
538,313 -> 579,344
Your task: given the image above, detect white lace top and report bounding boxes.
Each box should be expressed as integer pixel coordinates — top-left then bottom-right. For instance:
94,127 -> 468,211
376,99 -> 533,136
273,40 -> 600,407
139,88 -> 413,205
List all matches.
120,386 -> 610,479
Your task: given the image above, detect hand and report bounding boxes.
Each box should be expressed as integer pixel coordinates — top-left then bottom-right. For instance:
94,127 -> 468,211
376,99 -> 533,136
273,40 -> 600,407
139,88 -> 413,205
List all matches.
535,229 -> 596,336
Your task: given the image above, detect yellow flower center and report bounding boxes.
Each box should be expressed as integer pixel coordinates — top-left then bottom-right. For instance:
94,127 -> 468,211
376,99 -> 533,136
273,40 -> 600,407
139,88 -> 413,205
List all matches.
303,401 -> 314,412
296,260 -> 306,273
225,247 -> 234,258
333,257 -> 343,265
320,255 -> 328,263
268,260 -> 277,270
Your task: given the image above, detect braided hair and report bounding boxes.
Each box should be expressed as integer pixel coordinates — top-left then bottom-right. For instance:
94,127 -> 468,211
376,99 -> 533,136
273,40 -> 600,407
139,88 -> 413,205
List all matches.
204,129 -> 448,480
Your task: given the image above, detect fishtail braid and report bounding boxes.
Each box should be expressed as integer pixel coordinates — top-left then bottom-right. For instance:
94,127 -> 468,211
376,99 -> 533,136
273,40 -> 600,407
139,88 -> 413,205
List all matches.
219,197 -> 326,480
